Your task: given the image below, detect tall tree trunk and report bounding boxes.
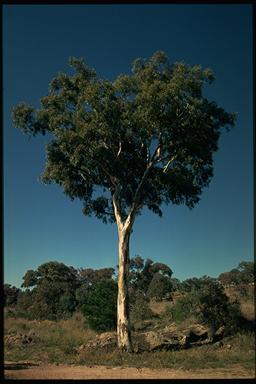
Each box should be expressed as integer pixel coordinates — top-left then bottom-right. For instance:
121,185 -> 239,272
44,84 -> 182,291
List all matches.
117,227 -> 133,352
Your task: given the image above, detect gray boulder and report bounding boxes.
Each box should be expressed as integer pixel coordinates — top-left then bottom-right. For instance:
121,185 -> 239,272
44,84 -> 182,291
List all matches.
77,323 -> 225,353
133,322 -> 225,352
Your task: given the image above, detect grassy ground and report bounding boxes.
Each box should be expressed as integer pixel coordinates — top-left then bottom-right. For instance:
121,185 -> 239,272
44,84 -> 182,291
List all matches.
76,333 -> 255,371
4,313 -> 95,364
4,312 -> 255,371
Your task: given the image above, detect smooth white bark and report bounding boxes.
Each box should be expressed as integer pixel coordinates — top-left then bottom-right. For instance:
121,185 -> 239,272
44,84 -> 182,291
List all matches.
117,228 -> 133,351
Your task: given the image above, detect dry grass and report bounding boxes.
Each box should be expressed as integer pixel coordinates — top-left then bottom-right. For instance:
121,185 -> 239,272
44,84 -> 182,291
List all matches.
4,313 -> 255,372
224,286 -> 255,320
4,313 -> 96,364
76,331 -> 255,371
149,299 -> 173,315
240,302 -> 255,321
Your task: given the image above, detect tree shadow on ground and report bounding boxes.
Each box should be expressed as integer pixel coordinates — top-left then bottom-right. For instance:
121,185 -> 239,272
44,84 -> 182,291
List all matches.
238,316 -> 255,332
4,362 -> 39,370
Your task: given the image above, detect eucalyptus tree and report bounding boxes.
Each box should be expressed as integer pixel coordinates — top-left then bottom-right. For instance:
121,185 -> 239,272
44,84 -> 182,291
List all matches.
12,51 -> 235,351
21,261 -> 78,319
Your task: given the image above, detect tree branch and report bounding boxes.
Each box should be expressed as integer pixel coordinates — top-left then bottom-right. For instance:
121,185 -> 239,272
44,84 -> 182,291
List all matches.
117,141 -> 122,157
146,146 -> 150,164
112,186 -> 124,231
123,136 -> 164,231
92,158 -> 118,188
163,155 -> 178,173
80,172 -> 87,182
123,161 -> 153,232
151,140 -> 162,162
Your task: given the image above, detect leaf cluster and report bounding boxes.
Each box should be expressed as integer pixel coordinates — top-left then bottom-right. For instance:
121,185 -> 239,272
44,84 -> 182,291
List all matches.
129,255 -> 173,300
81,279 -> 118,331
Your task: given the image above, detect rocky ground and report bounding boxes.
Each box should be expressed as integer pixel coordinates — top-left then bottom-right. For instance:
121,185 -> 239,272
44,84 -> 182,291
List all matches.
4,292 -> 255,380
77,320 -> 226,353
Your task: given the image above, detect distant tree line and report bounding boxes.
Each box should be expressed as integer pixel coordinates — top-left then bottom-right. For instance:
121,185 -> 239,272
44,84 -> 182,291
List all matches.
218,261 -> 255,286
4,257 -> 174,326
4,259 -> 254,332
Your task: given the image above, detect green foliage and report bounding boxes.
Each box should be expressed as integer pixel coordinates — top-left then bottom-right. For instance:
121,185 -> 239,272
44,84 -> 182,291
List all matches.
77,267 -> 115,288
4,284 -> 21,306
129,256 -> 173,298
21,270 -> 39,287
130,292 -> 154,324
81,279 -> 118,332
15,262 -> 116,321
197,281 -> 242,333
237,261 -> 255,283
17,261 -> 79,320
12,51 -> 235,225
21,261 -> 78,289
146,272 -> 173,300
57,292 -> 77,318
6,257 -> 174,322
75,267 -> 115,309
169,278 -> 182,291
179,275 -> 219,292
218,261 -> 255,286
16,289 -> 33,312
169,292 -> 198,324
169,279 -> 242,334
75,285 -> 89,310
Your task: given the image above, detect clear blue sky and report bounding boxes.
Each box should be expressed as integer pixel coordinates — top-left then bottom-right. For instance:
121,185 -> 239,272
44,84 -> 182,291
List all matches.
4,4 -> 253,288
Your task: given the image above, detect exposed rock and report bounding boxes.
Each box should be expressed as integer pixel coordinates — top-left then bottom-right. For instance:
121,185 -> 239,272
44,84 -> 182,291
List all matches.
213,325 -> 225,341
162,323 -> 178,333
133,322 -> 225,352
83,332 -> 117,350
186,324 -> 211,345
145,331 -> 187,351
5,332 -> 40,347
213,340 -> 224,348
98,332 -> 117,346
77,323 -> 226,353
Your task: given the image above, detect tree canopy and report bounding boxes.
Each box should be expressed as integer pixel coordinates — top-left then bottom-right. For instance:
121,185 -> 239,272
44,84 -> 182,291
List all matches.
129,255 -> 173,296
20,262 -> 78,319
218,261 -> 255,286
12,51 -> 236,225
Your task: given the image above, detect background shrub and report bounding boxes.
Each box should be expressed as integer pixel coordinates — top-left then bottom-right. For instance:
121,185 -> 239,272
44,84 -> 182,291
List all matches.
130,292 -> 154,323
197,282 -> 242,334
81,279 -> 117,332
169,280 -> 242,334
146,273 -> 173,300
169,292 -> 198,324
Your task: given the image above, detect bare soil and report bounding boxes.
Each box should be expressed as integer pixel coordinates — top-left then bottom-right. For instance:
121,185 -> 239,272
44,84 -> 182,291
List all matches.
4,362 -> 254,379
